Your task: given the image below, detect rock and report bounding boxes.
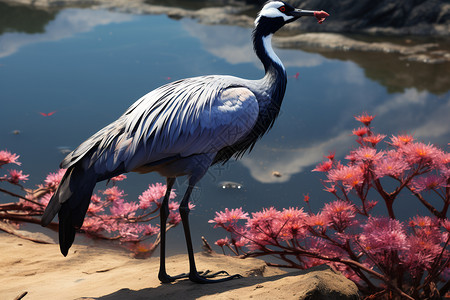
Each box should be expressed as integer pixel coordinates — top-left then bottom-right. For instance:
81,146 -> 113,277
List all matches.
287,0 -> 450,37
274,32 -> 450,64
288,265 -> 360,300
5,0 -> 449,36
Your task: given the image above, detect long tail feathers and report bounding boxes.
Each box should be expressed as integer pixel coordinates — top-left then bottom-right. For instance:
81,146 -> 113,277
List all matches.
41,168 -> 74,227
41,166 -> 97,256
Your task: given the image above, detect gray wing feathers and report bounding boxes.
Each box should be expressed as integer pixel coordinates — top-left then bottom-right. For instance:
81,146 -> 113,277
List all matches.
60,76 -> 259,174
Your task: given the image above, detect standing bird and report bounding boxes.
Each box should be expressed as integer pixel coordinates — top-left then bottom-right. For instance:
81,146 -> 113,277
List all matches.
41,1 -> 328,284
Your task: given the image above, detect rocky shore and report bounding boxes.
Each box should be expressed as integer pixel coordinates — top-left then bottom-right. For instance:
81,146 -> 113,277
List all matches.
2,0 -> 450,65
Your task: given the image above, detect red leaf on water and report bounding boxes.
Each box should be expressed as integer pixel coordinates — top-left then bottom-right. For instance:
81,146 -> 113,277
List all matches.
39,111 -> 56,117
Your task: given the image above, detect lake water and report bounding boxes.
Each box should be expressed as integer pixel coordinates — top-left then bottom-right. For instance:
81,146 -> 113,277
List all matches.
0,3 -> 449,255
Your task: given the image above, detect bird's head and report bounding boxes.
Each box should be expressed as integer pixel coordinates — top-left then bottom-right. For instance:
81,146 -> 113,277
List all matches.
255,1 -> 329,35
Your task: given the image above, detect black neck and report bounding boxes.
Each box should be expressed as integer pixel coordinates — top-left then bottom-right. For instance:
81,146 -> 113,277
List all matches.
252,27 -> 287,110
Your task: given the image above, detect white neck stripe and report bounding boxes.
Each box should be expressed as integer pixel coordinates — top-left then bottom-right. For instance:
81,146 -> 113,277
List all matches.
262,34 -> 284,69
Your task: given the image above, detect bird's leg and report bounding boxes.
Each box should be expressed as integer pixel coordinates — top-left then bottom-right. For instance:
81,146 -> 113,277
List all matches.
158,177 -> 183,283
179,183 -> 242,284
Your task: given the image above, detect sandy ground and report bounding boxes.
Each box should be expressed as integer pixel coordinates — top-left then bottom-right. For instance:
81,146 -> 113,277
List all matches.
1,232 -> 359,300
1,232 -> 290,300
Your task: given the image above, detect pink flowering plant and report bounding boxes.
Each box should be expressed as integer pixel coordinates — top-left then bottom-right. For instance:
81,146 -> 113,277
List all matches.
0,152 -> 181,258
210,114 -> 449,299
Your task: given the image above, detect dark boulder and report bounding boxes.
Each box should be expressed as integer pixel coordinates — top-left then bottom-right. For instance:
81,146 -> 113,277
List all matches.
285,0 -> 450,36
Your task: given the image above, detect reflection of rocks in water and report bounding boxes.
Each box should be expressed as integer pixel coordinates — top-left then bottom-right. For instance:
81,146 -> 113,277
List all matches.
335,51 -> 450,95
0,2 -> 56,35
275,33 -> 450,95
144,0 -> 250,11
218,181 -> 243,190
2,0 -> 449,96
57,146 -> 72,155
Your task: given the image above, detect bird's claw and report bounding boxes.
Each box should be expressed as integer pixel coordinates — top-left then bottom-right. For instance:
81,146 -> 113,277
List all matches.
199,270 -> 230,278
189,271 -> 242,284
158,272 -> 189,283
159,270 -> 242,284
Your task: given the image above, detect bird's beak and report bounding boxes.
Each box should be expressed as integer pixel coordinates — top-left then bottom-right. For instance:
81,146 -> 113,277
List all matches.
290,9 -> 329,24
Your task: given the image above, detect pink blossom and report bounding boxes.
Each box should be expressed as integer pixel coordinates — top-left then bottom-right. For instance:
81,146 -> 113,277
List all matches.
389,134 -> 414,147
0,150 -> 21,166
3,169 -> 29,184
233,237 -> 248,248
303,194 -> 310,203
242,208 -> 284,245
411,175 -> 447,192
348,147 -> 382,163
434,151 -> 450,174
312,160 -> 333,172
363,134 -> 386,146
167,202 -> 195,225
247,207 -> 280,230
354,113 -> 375,126
102,186 -> 125,202
138,183 -> 175,209
91,194 -> 102,204
325,151 -> 336,160
208,207 -> 249,227
38,193 -> 52,207
111,174 -> 127,182
359,217 -> 407,253
352,127 -> 369,137
327,165 -> 364,191
401,142 -> 441,165
404,224 -> 444,273
110,199 -> 138,218
323,184 -> 337,194
19,194 -> 46,211
168,201 -> 179,211
363,200 -> 378,213
322,200 -> 356,231
81,217 -> 103,232
409,216 -> 438,228
118,223 -> 143,241
278,207 -> 308,240
215,237 -> 230,247
306,212 -> 330,230
442,219 -> 450,232
87,203 -> 104,214
373,155 -> 409,178
143,224 -> 159,236
44,169 -> 66,190
168,211 -> 181,225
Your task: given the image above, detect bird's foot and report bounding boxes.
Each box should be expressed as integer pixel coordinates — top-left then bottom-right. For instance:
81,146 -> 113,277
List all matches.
158,271 -> 189,283
159,270 -> 242,284
189,270 -> 242,284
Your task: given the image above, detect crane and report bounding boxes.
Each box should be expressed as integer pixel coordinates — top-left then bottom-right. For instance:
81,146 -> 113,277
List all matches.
41,1 -> 328,284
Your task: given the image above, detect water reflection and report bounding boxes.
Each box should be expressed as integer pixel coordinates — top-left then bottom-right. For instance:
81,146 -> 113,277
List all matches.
0,6 -> 133,58
178,18 -> 450,183
0,4 -> 448,247
0,2 -> 56,35
307,47 -> 450,95
181,19 -> 325,68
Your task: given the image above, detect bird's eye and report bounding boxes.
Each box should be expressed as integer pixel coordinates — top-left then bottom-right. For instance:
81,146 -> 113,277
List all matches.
279,6 -> 286,12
